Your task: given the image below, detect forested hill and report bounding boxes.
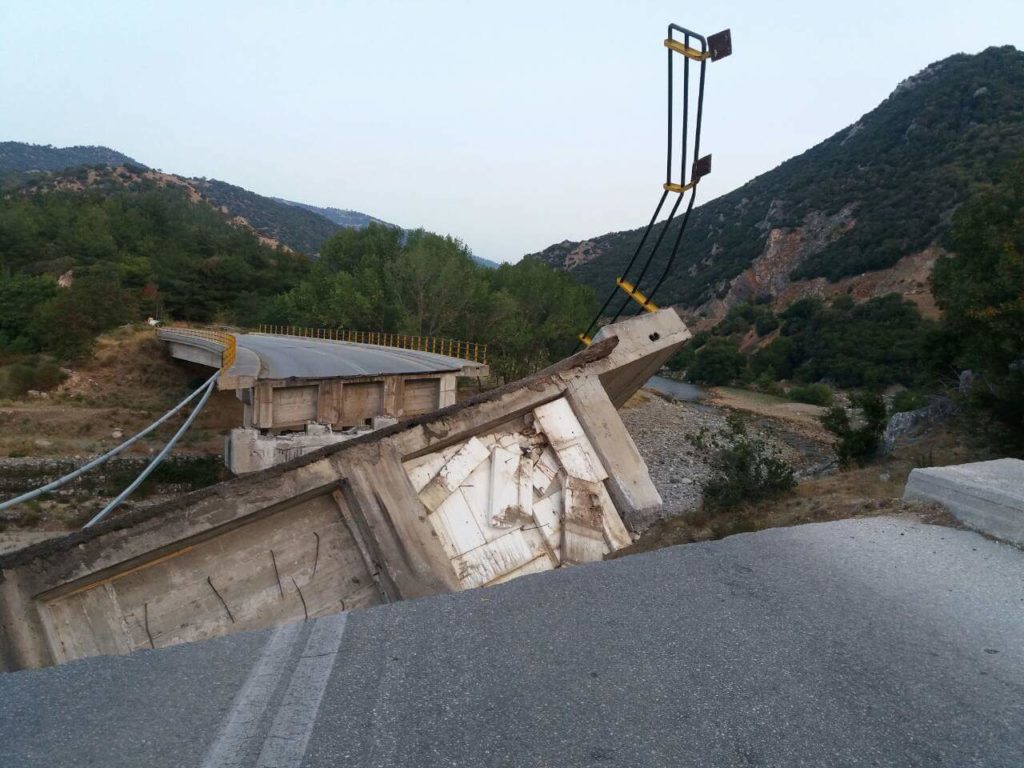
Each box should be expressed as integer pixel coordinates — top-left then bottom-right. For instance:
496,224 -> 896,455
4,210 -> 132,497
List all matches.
529,46 -> 1024,319
0,142 -> 142,173
192,178 -> 347,254
0,165 -> 592,381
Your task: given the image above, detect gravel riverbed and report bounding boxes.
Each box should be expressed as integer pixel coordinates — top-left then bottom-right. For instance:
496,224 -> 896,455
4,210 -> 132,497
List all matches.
621,392 -> 834,520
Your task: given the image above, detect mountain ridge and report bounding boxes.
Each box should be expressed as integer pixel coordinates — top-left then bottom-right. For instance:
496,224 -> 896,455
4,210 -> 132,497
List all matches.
0,142 -> 142,173
0,142 -> 386,254
273,198 -> 392,230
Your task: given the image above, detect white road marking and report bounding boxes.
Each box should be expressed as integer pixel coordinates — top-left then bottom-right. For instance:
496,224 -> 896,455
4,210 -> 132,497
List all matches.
200,622 -> 304,768
255,612 -> 349,768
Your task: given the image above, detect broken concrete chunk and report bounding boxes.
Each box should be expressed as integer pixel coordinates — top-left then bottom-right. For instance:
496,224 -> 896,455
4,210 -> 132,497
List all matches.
533,398 -> 608,483
450,526 -> 552,589
532,447 -> 560,494
532,490 -> 563,560
419,437 -> 490,512
405,443 -> 461,493
561,476 -> 621,564
430,489 -> 487,559
517,457 -> 535,520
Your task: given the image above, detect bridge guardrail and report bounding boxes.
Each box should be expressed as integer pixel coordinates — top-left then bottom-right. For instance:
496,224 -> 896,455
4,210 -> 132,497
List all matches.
256,324 -> 487,365
160,326 -> 237,373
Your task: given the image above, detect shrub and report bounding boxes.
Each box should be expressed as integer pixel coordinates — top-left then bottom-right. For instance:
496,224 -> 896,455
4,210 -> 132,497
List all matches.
753,308 -> 780,336
820,392 -> 888,466
750,335 -> 796,380
688,339 -> 746,385
0,358 -> 67,398
665,344 -> 695,372
788,383 -> 834,406
753,372 -> 785,397
698,413 -> 796,511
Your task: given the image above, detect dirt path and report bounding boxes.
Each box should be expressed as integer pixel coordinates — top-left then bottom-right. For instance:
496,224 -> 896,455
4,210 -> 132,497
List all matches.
708,386 -> 829,432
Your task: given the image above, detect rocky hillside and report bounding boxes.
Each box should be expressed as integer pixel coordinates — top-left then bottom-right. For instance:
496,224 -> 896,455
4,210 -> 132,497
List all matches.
191,179 -> 347,253
529,46 -> 1024,326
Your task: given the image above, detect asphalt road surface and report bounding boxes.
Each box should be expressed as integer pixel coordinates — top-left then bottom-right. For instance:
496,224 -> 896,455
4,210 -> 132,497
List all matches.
2,517 -> 1021,767
235,333 -> 474,379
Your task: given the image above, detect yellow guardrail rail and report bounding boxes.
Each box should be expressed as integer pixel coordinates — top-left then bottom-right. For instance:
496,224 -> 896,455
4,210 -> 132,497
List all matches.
162,326 -> 237,373
257,324 -> 487,365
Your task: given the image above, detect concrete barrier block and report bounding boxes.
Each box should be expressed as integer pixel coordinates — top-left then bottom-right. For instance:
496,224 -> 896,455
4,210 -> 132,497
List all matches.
903,458 -> 1024,546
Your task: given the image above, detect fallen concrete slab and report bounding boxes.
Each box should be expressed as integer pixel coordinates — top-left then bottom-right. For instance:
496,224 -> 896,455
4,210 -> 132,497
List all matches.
1,517 -> 1021,767
903,458 -> 1024,546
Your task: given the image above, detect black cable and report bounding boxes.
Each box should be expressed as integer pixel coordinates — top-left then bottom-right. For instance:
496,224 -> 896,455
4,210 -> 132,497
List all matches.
645,54 -> 708,302
608,32 -> 699,325
605,191 -> 685,325
681,32 -> 690,181
575,24 -> 715,345
602,30 -> 692,328
574,190 -> 671,349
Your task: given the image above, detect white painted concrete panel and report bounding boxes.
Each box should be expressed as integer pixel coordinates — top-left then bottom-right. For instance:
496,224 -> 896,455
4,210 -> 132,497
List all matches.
451,527 -> 550,589
430,491 -> 487,560
533,399 -> 608,482
488,446 -> 521,529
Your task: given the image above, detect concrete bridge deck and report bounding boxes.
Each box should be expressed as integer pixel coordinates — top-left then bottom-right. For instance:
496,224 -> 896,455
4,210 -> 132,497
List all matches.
158,328 -> 492,466
157,328 -> 488,390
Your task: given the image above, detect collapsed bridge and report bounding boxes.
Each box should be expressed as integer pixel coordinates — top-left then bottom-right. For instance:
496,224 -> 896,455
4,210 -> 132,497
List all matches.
0,310 -> 690,671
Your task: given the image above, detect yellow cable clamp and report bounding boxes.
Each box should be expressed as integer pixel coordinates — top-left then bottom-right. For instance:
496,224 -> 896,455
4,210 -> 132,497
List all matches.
663,181 -> 697,194
577,333 -> 593,347
616,277 -> 659,313
663,38 -> 709,60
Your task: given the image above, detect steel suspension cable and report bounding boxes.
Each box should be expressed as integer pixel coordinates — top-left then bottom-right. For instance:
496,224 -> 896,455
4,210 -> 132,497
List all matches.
0,371 -> 221,513
607,31 -> 702,326
606,191 -> 687,325
645,46 -> 709,302
84,372 -> 220,528
575,31 -> 685,349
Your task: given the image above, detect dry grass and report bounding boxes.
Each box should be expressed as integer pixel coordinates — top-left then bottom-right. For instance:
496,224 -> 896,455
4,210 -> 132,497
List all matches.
0,325 -> 240,458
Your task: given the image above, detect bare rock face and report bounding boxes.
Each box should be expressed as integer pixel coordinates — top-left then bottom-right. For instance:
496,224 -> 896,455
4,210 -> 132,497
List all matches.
691,202 -> 944,332
531,238 -> 609,270
881,397 -> 957,455
696,204 -> 857,326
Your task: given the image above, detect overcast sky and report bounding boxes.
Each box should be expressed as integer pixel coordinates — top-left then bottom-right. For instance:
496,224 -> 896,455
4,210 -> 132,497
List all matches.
1,1 -> 1021,262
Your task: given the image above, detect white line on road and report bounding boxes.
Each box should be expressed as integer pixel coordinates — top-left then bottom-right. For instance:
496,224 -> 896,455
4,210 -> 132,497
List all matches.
200,622 -> 304,768
255,612 -> 349,768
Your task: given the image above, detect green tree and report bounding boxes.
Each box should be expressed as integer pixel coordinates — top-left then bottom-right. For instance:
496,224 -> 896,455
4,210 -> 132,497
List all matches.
34,275 -> 137,359
0,272 -> 57,352
932,157 -> 1024,437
